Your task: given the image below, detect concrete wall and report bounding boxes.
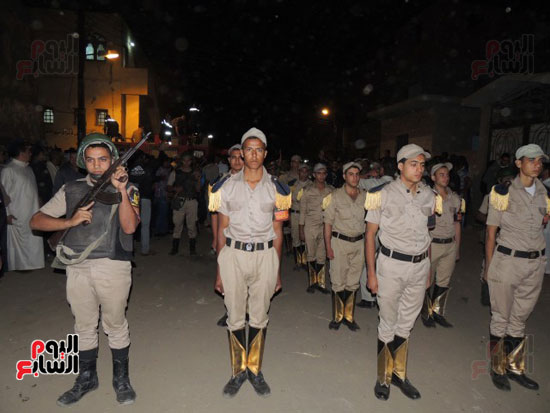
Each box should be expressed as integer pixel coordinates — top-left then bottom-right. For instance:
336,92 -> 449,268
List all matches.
378,108 -> 436,156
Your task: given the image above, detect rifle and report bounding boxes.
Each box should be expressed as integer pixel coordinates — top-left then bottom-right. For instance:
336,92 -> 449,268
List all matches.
48,133 -> 151,250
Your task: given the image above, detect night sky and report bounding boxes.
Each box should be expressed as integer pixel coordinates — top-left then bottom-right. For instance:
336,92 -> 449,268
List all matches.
25,0 -> 550,154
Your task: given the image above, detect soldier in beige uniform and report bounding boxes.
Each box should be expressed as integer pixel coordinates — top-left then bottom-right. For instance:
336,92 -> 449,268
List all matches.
323,162 -> 366,331
485,144 -> 547,392
299,163 -> 334,293
279,154 -> 301,184
211,127 -> 290,398
289,163 -> 311,270
365,144 -> 436,401
421,163 -> 464,328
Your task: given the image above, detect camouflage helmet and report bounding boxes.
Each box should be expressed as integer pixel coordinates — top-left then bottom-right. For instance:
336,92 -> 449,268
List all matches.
76,133 -> 119,169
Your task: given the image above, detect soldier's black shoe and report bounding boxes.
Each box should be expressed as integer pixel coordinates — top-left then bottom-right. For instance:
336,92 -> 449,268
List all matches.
316,285 -> 330,294
374,382 -> 390,400
169,238 -> 180,255
433,313 -> 453,328
343,319 -> 360,331
306,285 -> 316,293
328,320 -> 341,330
507,372 -> 539,390
357,299 -> 376,308
112,358 -> 136,405
391,374 -> 421,399
56,358 -> 99,406
217,313 -> 228,327
248,370 -> 271,397
222,371 -> 248,398
421,316 -> 436,328
491,372 -> 511,391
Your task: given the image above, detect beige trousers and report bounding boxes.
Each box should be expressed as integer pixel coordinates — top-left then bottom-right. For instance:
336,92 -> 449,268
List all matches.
290,211 -> 303,247
172,199 -> 198,239
66,258 -> 132,350
376,253 -> 430,343
304,224 -> 325,263
430,242 -> 457,288
488,250 -> 545,337
329,237 -> 364,292
218,244 -> 279,331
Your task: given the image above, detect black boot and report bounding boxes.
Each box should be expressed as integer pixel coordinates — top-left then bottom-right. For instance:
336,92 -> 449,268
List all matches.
57,348 -> 99,406
420,288 -> 435,328
247,327 -> 270,397
315,263 -> 330,294
490,335 -> 511,391
112,347 -> 136,405
390,336 -> 421,400
223,329 -> 248,398
217,313 -> 228,327
189,238 -> 197,256
342,290 -> 360,331
505,336 -> 539,390
306,262 -> 317,293
169,238 -> 180,255
374,339 -> 392,400
432,285 -> 453,328
292,247 -> 301,270
328,291 -> 344,330
480,279 -> 491,307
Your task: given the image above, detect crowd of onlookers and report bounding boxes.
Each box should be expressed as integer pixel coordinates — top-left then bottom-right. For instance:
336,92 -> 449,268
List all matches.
0,137 -> 542,278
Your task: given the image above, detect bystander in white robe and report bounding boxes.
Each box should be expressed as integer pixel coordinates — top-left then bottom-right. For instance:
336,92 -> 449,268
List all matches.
0,159 -> 44,271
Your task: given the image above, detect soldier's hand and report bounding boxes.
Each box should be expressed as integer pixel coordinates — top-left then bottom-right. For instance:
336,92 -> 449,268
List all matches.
426,271 -> 432,288
274,273 -> 282,293
367,275 -> 378,294
111,165 -> 129,191
214,273 -> 224,295
69,201 -> 94,226
7,215 -> 16,225
455,251 -> 460,262
326,247 -> 335,260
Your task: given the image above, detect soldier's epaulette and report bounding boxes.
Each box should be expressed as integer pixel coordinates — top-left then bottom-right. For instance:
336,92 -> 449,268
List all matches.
460,198 -> 466,214
434,190 -> 443,215
322,193 -> 332,210
489,182 -> 511,211
546,186 -> 550,215
208,174 -> 231,212
271,176 -> 291,210
364,182 -> 388,210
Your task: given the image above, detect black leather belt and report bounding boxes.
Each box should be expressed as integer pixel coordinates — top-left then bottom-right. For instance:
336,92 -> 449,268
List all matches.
380,244 -> 428,263
226,238 -> 274,252
290,209 -> 299,213
497,245 -> 545,259
332,231 -> 364,242
432,237 -> 454,244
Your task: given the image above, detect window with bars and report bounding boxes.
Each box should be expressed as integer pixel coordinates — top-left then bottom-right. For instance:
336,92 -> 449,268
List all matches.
96,109 -> 108,126
43,108 -> 54,124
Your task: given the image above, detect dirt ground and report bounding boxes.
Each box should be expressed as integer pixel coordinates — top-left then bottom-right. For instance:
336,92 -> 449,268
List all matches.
1,226 -> 549,413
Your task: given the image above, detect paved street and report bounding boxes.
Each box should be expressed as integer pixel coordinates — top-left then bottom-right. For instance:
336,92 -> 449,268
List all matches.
1,226 -> 549,413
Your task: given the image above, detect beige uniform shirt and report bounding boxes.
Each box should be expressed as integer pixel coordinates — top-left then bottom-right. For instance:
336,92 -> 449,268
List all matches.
40,176 -> 139,218
299,184 -> 334,228
431,188 -> 461,239
366,179 -> 435,254
219,167 -> 278,243
290,179 -> 310,212
323,186 -> 367,237
487,176 -> 547,251
279,170 -> 299,185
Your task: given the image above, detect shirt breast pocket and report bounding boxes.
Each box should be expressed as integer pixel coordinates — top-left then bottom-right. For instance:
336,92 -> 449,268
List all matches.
227,201 -> 243,212
260,202 -> 274,213
420,206 -> 433,216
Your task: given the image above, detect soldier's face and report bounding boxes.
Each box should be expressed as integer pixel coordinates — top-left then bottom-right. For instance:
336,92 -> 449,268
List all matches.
398,154 -> 425,184
298,167 -> 309,181
228,149 -> 244,172
314,169 -> 327,183
291,159 -> 300,169
84,147 -> 112,176
516,156 -> 543,178
432,167 -> 450,187
241,138 -> 267,168
343,167 -> 361,188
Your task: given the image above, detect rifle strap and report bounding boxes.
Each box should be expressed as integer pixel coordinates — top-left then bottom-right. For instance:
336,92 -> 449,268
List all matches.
52,204 -> 118,269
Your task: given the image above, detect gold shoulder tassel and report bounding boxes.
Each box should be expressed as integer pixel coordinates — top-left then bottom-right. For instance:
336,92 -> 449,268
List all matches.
460,198 -> 466,214
322,193 -> 332,210
208,184 -> 213,197
296,188 -> 304,201
275,193 -> 292,210
434,194 -> 443,215
364,191 -> 382,210
208,190 -> 222,212
546,196 -> 550,215
489,187 -> 509,211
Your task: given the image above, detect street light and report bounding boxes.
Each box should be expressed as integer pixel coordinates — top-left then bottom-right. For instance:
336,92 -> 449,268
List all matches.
189,107 -> 200,112
207,134 -> 214,139
321,107 -> 330,116
105,50 -> 119,60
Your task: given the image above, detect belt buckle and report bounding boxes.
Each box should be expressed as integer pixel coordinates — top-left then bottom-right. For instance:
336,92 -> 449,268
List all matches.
413,255 -> 421,263
529,251 -> 537,259
245,242 -> 253,252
